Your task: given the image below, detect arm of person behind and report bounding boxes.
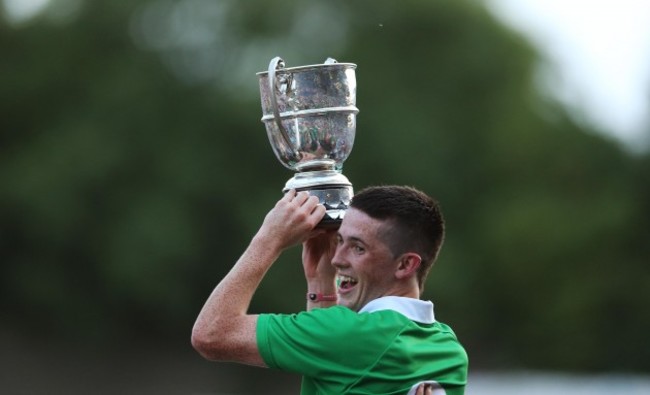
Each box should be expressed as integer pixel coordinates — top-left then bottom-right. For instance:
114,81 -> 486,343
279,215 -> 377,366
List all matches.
191,190 -> 326,366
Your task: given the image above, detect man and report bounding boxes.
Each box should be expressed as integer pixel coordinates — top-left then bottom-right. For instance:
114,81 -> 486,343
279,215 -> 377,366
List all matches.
192,185 -> 468,394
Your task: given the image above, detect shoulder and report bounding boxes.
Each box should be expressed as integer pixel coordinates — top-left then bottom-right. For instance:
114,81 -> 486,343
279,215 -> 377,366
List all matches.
298,306 -> 412,328
257,306 -> 410,346
258,306 -> 361,335
256,307 -> 386,371
257,307 -> 415,373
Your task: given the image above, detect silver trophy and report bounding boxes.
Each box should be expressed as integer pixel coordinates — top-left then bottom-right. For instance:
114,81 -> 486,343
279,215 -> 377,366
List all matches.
258,56 -> 358,228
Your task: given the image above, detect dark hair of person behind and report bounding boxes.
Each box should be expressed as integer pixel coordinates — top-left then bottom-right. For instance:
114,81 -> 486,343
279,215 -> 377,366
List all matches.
349,185 -> 445,290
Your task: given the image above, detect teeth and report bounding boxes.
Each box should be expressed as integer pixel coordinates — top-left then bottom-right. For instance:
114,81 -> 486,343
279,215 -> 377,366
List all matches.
337,275 -> 358,288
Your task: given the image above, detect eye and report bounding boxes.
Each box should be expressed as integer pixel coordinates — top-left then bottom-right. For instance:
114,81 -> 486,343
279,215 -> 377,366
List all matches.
353,244 -> 365,254
336,235 -> 343,245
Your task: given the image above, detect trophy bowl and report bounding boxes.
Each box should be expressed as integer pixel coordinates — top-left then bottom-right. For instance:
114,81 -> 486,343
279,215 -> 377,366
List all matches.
263,111 -> 356,172
258,57 -> 359,228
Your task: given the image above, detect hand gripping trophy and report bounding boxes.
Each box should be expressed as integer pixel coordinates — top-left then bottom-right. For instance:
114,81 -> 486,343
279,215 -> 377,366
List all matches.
257,57 -> 359,228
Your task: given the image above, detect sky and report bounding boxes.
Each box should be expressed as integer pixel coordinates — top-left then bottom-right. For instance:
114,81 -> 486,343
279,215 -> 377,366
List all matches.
486,0 -> 650,148
4,0 -> 650,148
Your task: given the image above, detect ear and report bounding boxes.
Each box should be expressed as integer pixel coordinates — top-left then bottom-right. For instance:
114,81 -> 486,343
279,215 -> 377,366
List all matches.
395,253 -> 421,280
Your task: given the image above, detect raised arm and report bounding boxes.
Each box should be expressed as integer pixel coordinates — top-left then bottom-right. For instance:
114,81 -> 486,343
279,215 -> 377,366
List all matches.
302,230 -> 338,311
191,190 -> 326,366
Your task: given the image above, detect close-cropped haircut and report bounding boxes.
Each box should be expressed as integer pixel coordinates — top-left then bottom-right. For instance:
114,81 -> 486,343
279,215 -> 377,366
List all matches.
349,185 -> 445,290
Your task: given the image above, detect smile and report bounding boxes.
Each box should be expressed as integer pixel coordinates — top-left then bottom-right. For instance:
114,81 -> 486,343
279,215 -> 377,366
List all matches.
337,275 -> 358,291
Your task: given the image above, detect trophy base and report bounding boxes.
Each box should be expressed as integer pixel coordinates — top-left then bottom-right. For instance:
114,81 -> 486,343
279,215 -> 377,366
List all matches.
282,171 -> 353,229
301,185 -> 353,229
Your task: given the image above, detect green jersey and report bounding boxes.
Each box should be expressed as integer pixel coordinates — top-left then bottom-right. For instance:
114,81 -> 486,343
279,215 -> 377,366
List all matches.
257,296 -> 468,395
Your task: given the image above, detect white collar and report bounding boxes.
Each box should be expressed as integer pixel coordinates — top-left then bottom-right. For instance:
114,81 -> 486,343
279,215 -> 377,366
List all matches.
358,296 -> 435,324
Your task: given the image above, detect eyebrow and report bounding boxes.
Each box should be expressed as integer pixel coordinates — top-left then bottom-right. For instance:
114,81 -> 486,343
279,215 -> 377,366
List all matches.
339,234 -> 366,246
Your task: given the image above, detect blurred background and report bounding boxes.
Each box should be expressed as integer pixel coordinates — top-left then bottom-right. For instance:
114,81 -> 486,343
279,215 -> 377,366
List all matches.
1,0 -> 649,393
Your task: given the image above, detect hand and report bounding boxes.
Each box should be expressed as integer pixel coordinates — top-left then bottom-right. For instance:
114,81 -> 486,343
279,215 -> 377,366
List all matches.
302,229 -> 337,281
257,190 -> 326,252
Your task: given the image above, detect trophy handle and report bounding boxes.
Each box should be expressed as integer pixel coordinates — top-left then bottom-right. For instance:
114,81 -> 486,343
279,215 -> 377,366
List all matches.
268,56 -> 301,162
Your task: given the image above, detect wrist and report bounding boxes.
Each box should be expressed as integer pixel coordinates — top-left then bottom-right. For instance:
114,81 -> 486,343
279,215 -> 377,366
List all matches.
307,292 -> 337,302
305,277 -> 335,293
251,232 -> 284,258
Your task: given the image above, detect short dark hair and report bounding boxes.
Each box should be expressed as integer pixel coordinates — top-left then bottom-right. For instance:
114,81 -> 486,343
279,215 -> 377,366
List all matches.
349,185 -> 445,289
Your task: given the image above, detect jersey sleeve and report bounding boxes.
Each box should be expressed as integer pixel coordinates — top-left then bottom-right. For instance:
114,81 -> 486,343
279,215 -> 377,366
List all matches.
257,306 -> 395,379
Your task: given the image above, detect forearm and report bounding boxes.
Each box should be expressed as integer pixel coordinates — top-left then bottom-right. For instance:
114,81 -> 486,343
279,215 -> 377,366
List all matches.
191,233 -> 280,361
302,231 -> 338,311
192,190 -> 324,363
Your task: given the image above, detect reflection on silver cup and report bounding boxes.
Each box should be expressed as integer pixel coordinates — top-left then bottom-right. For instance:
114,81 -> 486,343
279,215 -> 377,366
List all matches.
258,57 -> 358,228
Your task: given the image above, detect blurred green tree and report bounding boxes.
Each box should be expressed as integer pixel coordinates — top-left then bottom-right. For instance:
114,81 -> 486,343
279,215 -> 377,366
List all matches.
0,0 -> 648,373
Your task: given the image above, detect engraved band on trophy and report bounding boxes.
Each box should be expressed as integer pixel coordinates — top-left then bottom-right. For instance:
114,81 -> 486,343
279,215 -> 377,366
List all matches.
257,56 -> 359,228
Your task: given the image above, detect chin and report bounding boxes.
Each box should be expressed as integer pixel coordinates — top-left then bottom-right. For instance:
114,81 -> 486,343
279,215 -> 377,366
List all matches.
337,299 -> 353,310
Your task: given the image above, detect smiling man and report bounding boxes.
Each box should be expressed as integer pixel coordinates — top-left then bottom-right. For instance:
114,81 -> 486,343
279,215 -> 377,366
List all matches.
192,185 -> 468,394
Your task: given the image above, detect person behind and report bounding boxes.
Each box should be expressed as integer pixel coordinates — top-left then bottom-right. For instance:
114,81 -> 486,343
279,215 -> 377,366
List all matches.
192,185 -> 468,394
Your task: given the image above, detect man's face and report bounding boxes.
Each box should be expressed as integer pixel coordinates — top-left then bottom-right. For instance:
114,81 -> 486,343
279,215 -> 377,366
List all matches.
332,208 -> 399,311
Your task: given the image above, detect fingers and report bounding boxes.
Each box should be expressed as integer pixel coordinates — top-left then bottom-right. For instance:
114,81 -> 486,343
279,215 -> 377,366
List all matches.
286,190 -> 323,215
284,189 -> 309,205
293,190 -> 312,206
275,190 -> 325,234
415,384 -> 433,395
282,188 -> 297,202
262,190 -> 328,250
